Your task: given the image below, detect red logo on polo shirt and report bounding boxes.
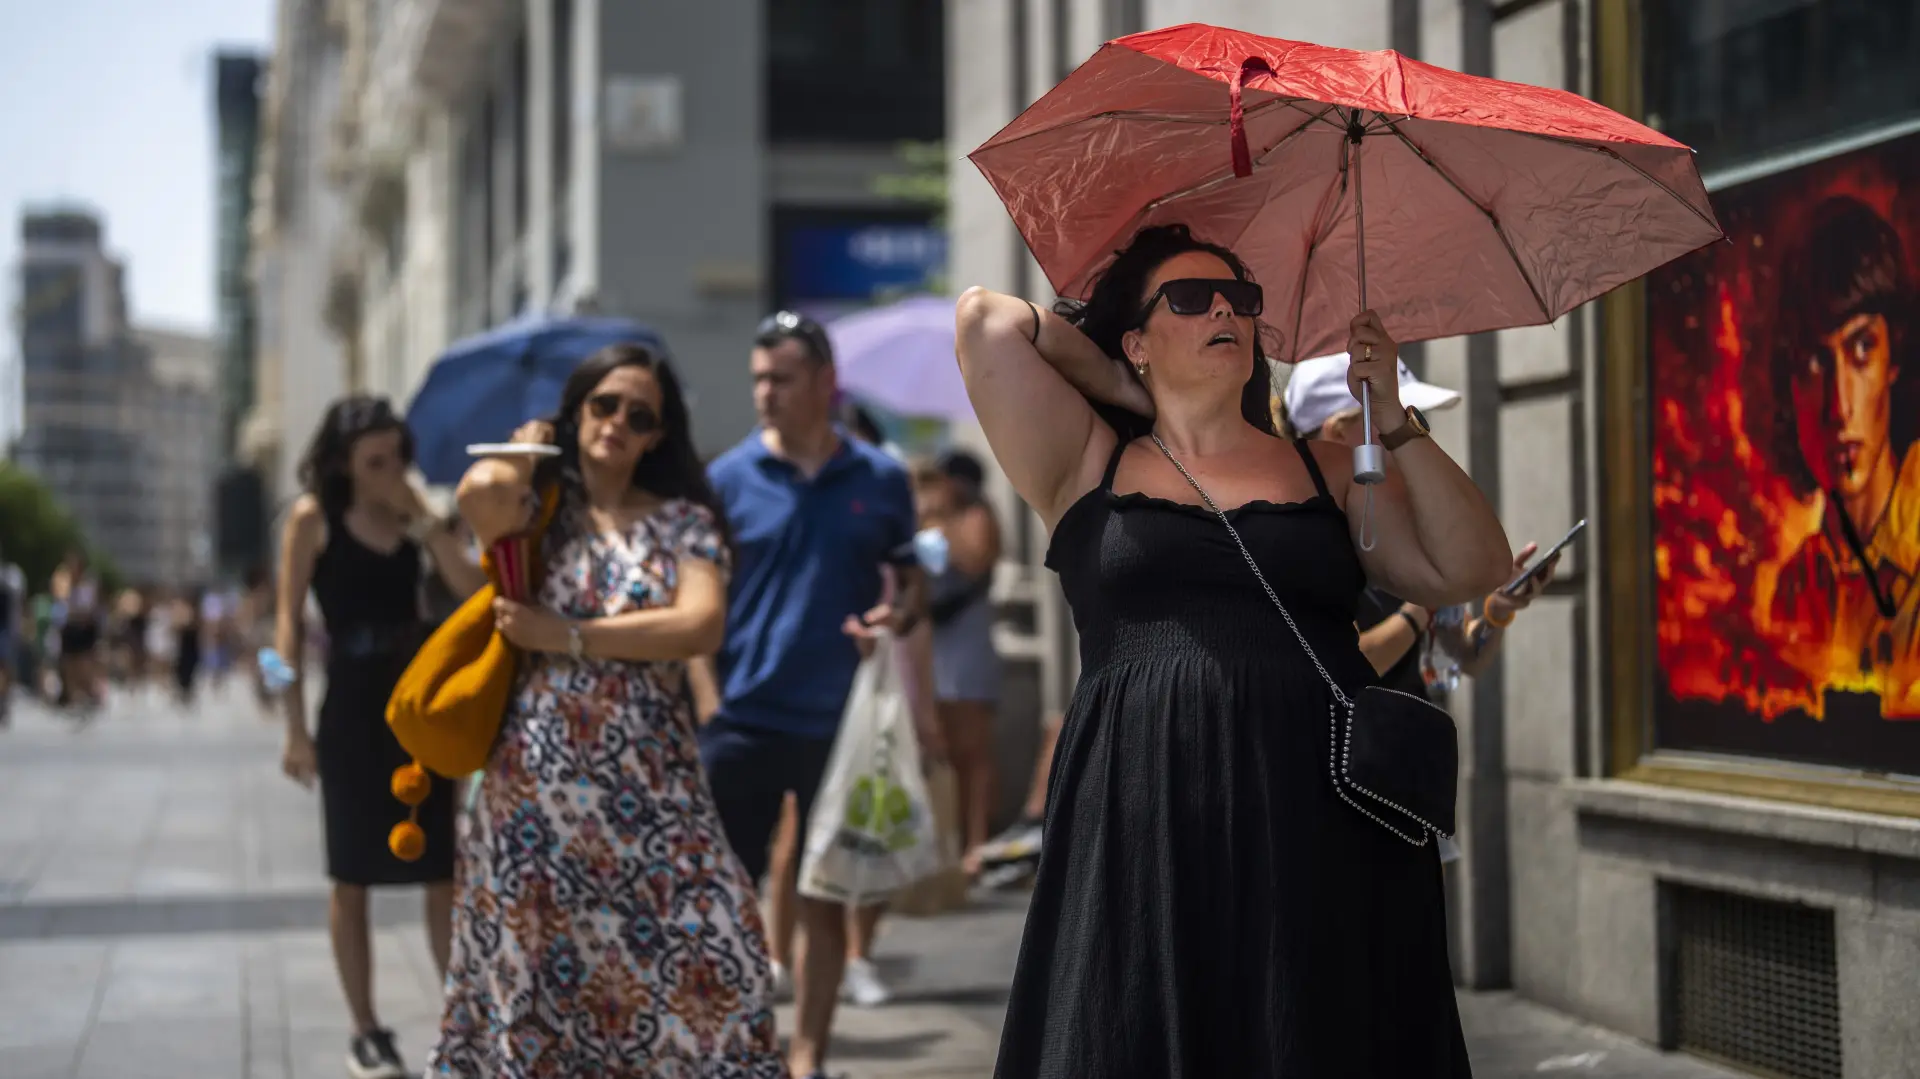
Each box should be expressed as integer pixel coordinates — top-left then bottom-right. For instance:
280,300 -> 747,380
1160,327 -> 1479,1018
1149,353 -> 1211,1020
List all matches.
850,499 -> 866,514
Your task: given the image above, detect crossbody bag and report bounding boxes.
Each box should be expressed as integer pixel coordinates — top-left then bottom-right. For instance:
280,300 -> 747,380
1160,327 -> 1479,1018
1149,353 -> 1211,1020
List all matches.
1149,434 -> 1458,847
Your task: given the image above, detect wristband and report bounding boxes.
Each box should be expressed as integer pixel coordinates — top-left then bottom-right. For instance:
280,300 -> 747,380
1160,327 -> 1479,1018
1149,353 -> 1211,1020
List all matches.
1026,300 -> 1042,345
1397,609 -> 1421,636
1483,598 -> 1516,629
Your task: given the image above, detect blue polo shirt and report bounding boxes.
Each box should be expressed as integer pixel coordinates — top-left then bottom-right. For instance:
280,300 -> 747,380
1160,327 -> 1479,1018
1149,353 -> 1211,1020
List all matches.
707,429 -> 917,740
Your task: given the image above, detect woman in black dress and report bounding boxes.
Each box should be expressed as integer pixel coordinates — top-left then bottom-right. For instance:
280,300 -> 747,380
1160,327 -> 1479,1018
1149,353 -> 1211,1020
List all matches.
171,588 -> 203,706
955,224 -> 1514,1078
274,396 -> 486,1079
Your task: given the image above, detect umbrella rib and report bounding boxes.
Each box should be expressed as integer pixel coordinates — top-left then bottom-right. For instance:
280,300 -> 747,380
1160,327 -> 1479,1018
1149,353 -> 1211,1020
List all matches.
1259,103 -> 1347,161
1283,169 -> 1351,364
1377,118 -> 1554,323
1287,239 -> 1314,364
1497,128 -> 1724,236
1138,104 -> 1341,216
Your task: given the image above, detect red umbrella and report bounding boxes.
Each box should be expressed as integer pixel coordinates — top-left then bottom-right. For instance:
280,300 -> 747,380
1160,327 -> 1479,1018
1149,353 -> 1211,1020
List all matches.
969,23 -> 1723,367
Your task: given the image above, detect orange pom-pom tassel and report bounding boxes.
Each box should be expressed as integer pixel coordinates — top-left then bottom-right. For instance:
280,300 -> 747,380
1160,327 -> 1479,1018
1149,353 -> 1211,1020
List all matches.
389,820 -> 427,862
391,761 -> 432,806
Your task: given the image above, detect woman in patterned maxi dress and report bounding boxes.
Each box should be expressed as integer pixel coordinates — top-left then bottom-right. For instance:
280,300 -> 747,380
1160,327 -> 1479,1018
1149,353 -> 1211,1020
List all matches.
432,344 -> 786,1079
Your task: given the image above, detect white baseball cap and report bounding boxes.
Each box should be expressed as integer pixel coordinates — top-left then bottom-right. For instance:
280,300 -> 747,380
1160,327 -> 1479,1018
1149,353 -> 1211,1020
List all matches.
1281,352 -> 1462,436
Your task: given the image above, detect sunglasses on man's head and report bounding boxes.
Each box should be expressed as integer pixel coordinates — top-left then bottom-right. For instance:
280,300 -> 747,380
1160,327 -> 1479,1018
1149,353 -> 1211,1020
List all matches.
586,393 -> 661,435
1134,278 -> 1264,327
756,309 -> 833,363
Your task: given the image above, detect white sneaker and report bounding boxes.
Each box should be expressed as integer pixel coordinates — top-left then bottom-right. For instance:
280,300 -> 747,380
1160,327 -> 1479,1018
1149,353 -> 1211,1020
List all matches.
769,960 -> 793,1001
841,957 -> 892,1007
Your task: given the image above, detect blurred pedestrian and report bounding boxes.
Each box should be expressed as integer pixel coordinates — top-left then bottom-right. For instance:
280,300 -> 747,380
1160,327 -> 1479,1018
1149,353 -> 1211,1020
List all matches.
432,344 -> 781,1077
28,592 -> 54,701
699,311 -> 922,1077
0,543 -> 22,726
275,395 -> 486,1079
913,449 -> 1004,874
50,550 -> 105,716
170,587 -> 204,707
111,587 -> 152,688
1283,359 -> 1556,680
200,588 -> 232,687
754,402 -> 942,1009
145,587 -> 177,686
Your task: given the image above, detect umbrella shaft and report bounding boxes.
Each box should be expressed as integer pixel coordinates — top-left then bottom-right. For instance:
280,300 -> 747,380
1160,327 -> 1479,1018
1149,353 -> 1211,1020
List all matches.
1352,113 -> 1367,314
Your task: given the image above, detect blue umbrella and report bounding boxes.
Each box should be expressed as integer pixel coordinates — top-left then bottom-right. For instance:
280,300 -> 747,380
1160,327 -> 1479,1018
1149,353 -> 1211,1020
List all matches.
406,315 -> 666,485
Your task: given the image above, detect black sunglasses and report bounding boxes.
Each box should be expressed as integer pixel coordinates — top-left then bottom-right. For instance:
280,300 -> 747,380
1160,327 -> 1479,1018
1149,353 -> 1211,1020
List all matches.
757,309 -> 834,364
1133,278 -> 1264,327
586,393 -> 662,435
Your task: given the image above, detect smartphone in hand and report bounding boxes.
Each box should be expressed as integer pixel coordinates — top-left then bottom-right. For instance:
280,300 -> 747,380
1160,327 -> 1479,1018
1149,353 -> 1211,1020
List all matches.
1501,519 -> 1586,596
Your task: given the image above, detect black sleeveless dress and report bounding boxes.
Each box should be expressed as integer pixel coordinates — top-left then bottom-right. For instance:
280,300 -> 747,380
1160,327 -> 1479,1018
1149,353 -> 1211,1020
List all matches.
312,512 -> 456,886
993,437 -> 1470,1078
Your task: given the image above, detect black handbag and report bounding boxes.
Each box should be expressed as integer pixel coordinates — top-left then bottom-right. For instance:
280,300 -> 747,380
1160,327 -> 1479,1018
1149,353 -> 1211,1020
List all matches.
1150,435 -> 1458,847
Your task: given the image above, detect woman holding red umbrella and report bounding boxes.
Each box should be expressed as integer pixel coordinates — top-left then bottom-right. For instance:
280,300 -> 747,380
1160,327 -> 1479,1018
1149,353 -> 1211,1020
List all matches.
956,223 -> 1513,1076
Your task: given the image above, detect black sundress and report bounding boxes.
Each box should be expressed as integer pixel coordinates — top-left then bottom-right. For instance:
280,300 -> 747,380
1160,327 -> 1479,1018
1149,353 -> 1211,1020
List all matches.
993,435 -> 1471,1078
311,511 -> 456,886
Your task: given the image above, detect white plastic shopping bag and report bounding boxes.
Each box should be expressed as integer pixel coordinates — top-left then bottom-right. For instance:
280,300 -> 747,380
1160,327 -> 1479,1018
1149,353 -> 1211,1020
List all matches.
798,633 -> 942,906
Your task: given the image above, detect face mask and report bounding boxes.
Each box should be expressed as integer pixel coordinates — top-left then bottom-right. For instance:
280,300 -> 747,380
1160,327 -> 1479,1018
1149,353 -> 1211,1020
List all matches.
912,528 -> 950,575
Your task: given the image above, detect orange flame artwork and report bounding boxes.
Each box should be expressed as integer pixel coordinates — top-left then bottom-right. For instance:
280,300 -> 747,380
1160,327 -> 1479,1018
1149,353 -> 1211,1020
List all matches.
1650,131 -> 1920,775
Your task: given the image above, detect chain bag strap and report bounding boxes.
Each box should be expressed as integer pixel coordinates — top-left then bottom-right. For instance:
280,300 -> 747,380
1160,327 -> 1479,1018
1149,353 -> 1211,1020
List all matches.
1148,435 -> 1457,847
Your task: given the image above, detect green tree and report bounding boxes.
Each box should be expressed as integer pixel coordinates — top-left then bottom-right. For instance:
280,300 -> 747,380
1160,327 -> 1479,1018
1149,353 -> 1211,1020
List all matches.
873,140 -> 952,298
0,464 -> 109,594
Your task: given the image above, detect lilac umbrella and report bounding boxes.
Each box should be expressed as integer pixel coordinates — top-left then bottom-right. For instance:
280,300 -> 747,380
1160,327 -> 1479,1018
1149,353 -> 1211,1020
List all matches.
826,296 -> 974,422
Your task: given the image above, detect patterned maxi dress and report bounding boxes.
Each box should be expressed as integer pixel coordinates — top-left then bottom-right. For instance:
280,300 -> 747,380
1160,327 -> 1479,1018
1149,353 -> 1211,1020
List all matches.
430,497 -> 786,1079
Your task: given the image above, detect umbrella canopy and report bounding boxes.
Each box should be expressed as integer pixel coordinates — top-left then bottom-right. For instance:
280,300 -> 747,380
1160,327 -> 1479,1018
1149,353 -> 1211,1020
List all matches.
407,315 -> 666,485
969,23 -> 1724,362
827,296 -> 973,422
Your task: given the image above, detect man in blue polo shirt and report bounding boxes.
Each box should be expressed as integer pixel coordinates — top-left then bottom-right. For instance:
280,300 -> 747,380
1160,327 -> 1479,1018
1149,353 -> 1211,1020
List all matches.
702,310 -> 922,1079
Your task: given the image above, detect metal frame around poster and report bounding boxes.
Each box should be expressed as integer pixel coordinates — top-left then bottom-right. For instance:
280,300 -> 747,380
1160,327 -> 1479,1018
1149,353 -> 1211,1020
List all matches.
1592,0 -> 1920,817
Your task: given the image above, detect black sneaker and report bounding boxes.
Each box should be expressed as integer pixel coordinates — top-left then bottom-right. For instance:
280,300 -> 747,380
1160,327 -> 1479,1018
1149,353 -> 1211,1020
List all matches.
346,1028 -> 407,1079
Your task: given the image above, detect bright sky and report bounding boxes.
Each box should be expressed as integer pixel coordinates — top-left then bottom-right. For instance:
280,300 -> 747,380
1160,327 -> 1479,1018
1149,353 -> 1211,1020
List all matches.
0,0 -> 273,334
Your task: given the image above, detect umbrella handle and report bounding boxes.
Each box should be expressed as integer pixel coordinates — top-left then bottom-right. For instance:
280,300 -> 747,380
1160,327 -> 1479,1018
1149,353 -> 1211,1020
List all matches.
1354,378 -> 1384,554
1354,380 -> 1386,486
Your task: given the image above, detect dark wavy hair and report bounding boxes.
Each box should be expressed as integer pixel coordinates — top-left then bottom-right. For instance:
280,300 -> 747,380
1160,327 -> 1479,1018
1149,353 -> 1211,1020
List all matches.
1767,196 -> 1919,498
1053,223 -> 1277,439
296,395 -> 414,518
534,342 -> 731,545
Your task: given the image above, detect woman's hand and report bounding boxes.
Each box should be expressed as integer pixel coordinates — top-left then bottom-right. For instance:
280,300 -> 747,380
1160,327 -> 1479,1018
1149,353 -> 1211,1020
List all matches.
493,598 -> 570,653
1344,309 -> 1403,418
510,419 -> 555,446
1484,543 -> 1557,621
385,479 -> 431,529
1103,357 -> 1156,418
282,730 -> 318,789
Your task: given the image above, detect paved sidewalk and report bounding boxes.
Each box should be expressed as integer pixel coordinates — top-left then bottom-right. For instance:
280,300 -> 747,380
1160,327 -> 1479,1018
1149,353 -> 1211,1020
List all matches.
0,684 -> 1739,1079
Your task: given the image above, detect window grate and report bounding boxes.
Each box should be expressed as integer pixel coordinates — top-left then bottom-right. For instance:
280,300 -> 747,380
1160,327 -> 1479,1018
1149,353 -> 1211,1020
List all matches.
1666,883 -> 1841,1079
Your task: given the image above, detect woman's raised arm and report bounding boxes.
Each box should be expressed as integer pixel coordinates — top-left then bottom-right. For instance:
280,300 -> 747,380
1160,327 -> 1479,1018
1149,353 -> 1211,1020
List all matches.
955,288 -> 1147,528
